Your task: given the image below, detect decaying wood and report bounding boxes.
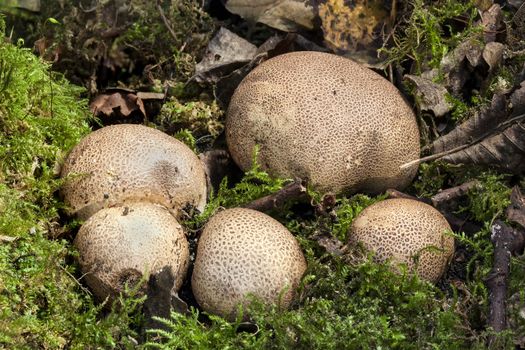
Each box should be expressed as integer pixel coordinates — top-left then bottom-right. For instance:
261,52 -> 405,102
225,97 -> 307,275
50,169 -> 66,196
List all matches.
486,221 -> 525,341
431,180 -> 480,210
242,179 -> 307,212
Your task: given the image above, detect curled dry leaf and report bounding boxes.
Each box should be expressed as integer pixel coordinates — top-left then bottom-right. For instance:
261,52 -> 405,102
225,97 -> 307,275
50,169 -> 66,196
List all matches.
506,186 -> 525,229
482,42 -> 505,73
428,84 -> 525,174
90,89 -> 147,123
481,4 -> 503,43
195,27 -> 257,84
405,75 -> 452,117
507,2 -> 525,49
224,0 -> 314,32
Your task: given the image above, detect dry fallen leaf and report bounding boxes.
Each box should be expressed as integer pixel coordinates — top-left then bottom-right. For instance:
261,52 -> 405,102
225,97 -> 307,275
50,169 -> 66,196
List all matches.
405,75 -> 452,117
195,27 -> 258,84
224,0 -> 314,32
90,89 -> 147,123
429,84 -> 525,173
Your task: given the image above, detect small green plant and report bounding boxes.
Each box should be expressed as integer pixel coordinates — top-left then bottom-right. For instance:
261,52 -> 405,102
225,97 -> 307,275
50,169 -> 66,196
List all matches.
157,97 -> 224,140
189,146 -> 288,227
462,173 -> 511,223
384,0 -> 480,73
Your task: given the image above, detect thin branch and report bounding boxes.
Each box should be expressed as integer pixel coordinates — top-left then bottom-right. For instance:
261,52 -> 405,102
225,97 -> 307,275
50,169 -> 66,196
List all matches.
242,179 -> 307,212
156,1 -> 179,45
431,180 -> 480,209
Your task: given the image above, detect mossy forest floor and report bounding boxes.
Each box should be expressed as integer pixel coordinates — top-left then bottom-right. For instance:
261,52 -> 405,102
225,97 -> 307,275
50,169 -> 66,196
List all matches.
1,1 -> 524,349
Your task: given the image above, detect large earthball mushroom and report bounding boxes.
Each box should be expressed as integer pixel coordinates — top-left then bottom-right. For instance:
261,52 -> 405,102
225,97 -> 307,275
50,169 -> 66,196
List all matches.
226,51 -> 420,195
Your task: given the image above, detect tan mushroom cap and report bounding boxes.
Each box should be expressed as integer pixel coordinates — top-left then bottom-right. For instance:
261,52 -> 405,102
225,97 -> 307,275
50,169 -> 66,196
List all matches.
61,124 -> 207,220
74,202 -> 189,301
226,51 -> 420,195
191,208 -> 307,320
348,198 -> 454,283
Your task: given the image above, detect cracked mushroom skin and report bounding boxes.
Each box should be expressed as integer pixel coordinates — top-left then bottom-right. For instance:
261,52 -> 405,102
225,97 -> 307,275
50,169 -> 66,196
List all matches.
191,208 -> 307,320
74,202 -> 189,301
226,51 -> 420,195
348,198 -> 455,283
61,124 -> 207,220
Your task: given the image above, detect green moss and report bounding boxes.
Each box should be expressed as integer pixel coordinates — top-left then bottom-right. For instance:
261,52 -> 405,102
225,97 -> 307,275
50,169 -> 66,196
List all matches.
384,0 -> 480,73
189,147 -> 288,228
0,17 -> 141,348
462,173 -> 512,223
146,252 -> 469,349
156,97 -> 224,140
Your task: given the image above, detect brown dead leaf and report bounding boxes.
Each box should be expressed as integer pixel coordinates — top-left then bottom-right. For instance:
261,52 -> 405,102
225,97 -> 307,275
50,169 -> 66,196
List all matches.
481,4 -> 503,43
405,75 -> 452,117
224,0 -> 314,32
482,42 -> 505,72
195,27 -> 258,84
429,84 -> 525,173
90,90 -> 147,123
507,186 -> 525,229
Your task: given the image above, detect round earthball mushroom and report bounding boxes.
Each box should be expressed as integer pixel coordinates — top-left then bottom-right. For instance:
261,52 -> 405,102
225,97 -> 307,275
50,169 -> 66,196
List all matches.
226,51 -> 420,195
191,208 -> 307,320
61,124 -> 207,220
347,198 -> 454,283
74,202 -> 189,301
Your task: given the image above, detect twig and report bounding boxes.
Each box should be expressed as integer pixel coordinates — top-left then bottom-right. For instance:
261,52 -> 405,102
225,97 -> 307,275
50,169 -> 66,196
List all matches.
400,113 -> 525,170
431,180 -> 480,209
485,221 -> 524,341
242,179 -> 307,212
156,1 -> 179,44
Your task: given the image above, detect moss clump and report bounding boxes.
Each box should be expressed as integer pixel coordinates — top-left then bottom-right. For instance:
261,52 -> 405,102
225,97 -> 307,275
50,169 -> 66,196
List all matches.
189,147 -> 287,228
157,97 -> 224,141
146,251 -> 469,349
384,0 -> 480,73
0,17 -> 141,348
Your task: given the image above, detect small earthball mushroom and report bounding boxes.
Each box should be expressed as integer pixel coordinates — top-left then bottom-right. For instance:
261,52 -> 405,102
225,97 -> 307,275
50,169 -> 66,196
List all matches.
61,124 -> 207,220
191,208 -> 307,320
74,202 -> 189,301
347,198 -> 454,283
226,51 -> 420,195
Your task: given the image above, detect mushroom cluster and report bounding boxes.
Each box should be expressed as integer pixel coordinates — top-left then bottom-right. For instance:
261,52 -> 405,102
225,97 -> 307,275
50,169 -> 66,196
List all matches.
63,123 -> 307,318
62,124 -> 206,301
65,49 -> 453,319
